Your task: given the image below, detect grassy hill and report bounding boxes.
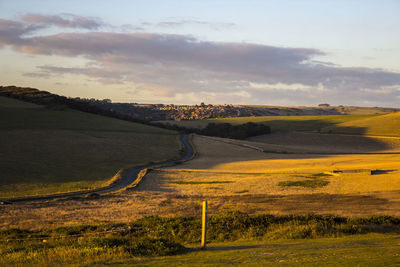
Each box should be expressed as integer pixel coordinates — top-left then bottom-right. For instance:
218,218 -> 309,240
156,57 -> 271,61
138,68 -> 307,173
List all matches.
321,112 -> 400,137
0,96 -> 180,198
165,114 -> 383,133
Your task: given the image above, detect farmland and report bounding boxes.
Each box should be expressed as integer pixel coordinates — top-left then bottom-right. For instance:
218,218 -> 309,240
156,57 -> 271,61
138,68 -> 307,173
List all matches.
135,134 -> 400,216
162,113 -> 384,132
2,96 -> 400,265
321,111 -> 400,137
0,96 -> 180,198
3,130 -> 400,231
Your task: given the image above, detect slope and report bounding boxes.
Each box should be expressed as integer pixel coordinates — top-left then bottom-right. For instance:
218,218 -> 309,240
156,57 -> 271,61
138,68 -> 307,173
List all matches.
0,96 -> 180,198
321,112 -> 400,137
166,114 -> 382,132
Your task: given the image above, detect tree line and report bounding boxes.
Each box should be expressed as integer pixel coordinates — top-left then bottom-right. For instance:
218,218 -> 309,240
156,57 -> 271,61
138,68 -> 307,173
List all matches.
152,122 -> 271,139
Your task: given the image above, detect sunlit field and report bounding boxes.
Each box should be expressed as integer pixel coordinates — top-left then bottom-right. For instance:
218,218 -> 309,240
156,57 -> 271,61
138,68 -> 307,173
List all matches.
321,112 -> 400,137
1,1 -> 400,265
161,113 -> 383,132
146,135 -> 400,196
136,134 -> 400,217
0,97 -> 180,198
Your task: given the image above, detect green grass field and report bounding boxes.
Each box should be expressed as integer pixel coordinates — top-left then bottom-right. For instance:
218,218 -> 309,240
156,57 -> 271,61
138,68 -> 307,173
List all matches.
2,235 -> 398,266
0,96 -> 180,198
141,235 -> 400,266
164,114 -> 383,133
1,213 -> 399,266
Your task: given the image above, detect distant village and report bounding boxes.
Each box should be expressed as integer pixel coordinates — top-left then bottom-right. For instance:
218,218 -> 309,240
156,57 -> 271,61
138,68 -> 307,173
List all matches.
2,86 -> 398,123
83,99 -> 348,121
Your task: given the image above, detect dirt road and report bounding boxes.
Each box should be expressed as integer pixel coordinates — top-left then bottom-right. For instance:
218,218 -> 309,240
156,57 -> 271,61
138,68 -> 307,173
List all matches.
5,134 -> 194,203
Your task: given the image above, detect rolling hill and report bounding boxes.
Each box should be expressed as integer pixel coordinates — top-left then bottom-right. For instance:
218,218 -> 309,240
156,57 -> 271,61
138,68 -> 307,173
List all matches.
321,112 -> 400,137
164,114 -> 384,133
0,96 -> 180,198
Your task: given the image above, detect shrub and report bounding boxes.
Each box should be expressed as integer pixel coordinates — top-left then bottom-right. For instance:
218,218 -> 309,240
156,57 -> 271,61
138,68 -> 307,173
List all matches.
131,238 -> 187,256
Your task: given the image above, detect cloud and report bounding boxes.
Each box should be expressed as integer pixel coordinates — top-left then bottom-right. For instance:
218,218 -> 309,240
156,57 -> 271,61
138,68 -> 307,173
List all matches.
0,19 -> 44,45
249,82 -> 316,92
21,13 -> 105,30
1,17 -> 400,106
150,19 -> 237,30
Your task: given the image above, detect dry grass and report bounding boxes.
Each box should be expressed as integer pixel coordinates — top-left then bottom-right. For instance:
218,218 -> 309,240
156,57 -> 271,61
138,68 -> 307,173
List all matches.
321,111 -> 400,137
3,134 -> 400,230
2,127 -> 400,231
161,114 -> 382,132
141,154 -> 400,196
3,189 -> 400,230
249,132 -> 400,153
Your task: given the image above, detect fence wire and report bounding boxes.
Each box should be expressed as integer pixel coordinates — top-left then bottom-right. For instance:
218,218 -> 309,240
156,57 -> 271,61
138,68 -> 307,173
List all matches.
0,228 -> 129,243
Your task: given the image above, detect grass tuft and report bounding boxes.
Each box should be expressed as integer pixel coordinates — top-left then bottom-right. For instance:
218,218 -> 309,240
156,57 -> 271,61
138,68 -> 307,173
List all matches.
278,180 -> 330,188
169,181 -> 232,185
308,173 -> 334,178
234,190 -> 249,194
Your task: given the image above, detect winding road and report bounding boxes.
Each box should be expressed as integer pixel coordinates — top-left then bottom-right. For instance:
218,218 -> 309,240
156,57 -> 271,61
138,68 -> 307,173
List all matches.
5,134 -> 194,204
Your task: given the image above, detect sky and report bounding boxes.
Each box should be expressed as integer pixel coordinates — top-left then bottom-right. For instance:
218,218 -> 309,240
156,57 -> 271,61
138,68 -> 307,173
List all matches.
0,1 -> 399,107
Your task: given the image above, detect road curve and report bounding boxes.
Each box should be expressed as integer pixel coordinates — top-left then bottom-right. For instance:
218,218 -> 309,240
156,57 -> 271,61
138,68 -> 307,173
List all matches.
5,134 -> 194,204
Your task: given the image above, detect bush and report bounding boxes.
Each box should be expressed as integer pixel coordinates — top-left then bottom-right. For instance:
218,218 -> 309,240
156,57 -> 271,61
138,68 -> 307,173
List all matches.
87,237 -> 128,248
132,238 -> 187,256
135,216 -> 200,243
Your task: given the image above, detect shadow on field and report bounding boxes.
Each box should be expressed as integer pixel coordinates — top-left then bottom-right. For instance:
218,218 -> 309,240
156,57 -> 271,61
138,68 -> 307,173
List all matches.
207,245 -> 263,251
256,121 -> 398,152
249,130 -> 396,155
262,118 -> 347,132
371,169 -> 396,175
185,123 -> 400,171
203,193 -> 400,218
135,170 -> 177,193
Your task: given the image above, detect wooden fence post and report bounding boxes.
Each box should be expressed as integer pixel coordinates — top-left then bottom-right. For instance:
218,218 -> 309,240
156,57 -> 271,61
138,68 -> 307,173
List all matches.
128,225 -> 132,255
201,200 -> 207,249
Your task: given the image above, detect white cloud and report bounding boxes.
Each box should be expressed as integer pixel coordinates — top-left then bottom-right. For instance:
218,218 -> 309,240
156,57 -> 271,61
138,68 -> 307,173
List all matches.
249,82 -> 314,91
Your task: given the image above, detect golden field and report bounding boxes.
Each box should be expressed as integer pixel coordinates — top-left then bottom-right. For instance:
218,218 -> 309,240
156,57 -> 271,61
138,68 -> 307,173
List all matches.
2,106 -> 400,230
321,111 -> 400,137
143,135 -> 400,196
2,133 -> 400,230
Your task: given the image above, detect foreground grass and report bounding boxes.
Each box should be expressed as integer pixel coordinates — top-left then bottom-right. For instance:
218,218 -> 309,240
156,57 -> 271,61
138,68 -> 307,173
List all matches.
142,235 -> 400,266
1,212 -> 400,266
0,97 -> 180,198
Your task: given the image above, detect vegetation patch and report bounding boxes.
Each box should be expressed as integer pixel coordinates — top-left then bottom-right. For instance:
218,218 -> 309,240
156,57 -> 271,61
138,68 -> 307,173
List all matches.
305,173 -> 334,179
131,238 -> 187,256
234,190 -> 249,194
156,121 -> 272,139
278,180 -> 330,188
310,172 -> 333,177
1,212 -> 400,265
169,181 -> 232,185
279,173 -> 331,188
